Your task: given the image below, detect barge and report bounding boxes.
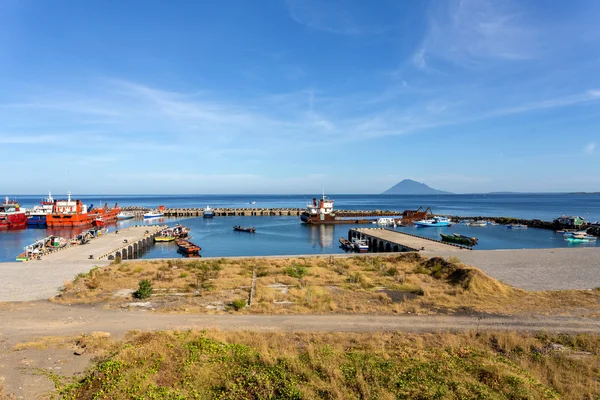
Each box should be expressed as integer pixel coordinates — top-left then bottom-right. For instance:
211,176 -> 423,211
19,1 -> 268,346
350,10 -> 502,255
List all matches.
300,192 -> 431,225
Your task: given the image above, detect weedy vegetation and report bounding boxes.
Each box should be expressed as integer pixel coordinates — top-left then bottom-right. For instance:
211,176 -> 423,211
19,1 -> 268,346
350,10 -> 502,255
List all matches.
53,255 -> 600,316
42,330 -> 600,399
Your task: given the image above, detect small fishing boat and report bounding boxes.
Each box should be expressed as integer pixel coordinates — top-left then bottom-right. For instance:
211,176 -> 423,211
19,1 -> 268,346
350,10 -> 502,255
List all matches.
467,221 -> 487,227
339,237 -> 353,250
233,225 -> 256,233
376,217 -> 395,226
486,221 -> 499,226
154,224 -> 190,242
202,205 -> 215,218
249,201 -> 256,205
441,233 -> 478,247
414,216 -> 452,227
116,211 -> 134,220
564,232 -> 597,242
144,210 -> 164,219
351,238 -> 369,253
506,224 -> 527,229
176,238 -> 201,257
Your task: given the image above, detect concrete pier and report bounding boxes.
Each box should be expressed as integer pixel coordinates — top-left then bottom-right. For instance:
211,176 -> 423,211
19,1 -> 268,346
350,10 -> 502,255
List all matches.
349,228 -> 469,252
40,225 -> 168,262
120,207 -> 403,218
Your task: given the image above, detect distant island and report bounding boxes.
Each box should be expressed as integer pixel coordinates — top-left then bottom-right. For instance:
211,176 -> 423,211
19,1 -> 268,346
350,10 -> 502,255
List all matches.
382,179 -> 453,195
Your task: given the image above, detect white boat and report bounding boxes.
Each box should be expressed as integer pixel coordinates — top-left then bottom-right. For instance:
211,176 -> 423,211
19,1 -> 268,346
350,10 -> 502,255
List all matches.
351,238 -> 369,253
506,224 -> 527,229
144,210 -> 164,219
564,232 -> 597,242
376,217 -> 395,226
249,201 -> 256,205
26,191 -> 54,226
467,221 -> 487,227
202,205 -> 215,218
116,212 -> 134,220
414,216 -> 452,227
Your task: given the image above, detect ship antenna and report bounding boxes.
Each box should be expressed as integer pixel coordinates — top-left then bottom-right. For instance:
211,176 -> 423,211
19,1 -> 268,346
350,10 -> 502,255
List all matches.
67,191 -> 71,202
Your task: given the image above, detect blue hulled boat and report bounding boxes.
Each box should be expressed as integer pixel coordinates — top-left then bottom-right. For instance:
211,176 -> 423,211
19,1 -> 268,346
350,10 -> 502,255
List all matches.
26,192 -> 54,226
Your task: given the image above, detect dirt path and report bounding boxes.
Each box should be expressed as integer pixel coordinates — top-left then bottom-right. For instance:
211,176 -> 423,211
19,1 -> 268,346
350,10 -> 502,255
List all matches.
2,301 -> 600,340
1,301 -> 599,399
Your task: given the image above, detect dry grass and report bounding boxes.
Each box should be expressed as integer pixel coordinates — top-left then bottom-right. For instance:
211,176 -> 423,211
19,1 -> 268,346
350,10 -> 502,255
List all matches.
52,255 -> 600,316
46,329 -> 600,399
12,332 -> 114,355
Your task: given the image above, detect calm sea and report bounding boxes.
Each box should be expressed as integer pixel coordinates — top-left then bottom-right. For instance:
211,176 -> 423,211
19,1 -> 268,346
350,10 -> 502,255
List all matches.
1,193 -> 598,262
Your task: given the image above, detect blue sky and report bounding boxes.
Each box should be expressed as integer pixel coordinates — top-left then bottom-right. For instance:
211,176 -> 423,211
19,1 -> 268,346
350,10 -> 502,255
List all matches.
1,0 -> 599,194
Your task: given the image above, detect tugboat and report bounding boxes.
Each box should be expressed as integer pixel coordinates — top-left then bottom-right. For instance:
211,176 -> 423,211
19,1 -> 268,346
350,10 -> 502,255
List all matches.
0,196 -> 28,229
300,191 -> 429,225
233,225 -> 256,233
202,205 -> 215,218
27,191 -> 55,226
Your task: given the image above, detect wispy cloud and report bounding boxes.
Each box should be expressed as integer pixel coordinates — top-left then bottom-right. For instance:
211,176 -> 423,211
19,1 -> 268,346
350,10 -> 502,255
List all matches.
414,0 -> 537,68
286,0 -> 393,35
584,142 -> 596,154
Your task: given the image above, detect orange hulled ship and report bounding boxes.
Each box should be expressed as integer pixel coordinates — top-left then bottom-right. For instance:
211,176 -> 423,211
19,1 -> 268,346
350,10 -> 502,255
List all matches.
45,192 -> 121,228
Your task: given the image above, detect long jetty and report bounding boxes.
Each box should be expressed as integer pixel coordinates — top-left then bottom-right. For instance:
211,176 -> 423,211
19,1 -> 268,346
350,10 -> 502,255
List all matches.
39,225 -> 168,262
349,228 -> 469,252
121,207 -> 401,218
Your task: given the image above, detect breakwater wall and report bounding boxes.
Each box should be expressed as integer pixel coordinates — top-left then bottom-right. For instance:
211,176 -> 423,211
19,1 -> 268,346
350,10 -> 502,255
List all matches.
120,206 -> 401,218
119,206 -> 599,237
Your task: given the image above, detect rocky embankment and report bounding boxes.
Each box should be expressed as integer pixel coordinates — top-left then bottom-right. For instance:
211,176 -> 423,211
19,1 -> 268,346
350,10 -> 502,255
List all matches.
449,216 -> 600,237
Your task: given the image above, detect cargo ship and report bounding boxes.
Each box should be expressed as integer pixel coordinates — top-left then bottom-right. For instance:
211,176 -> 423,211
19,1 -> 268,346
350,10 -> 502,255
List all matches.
46,192 -> 121,228
300,192 -> 431,225
0,196 -> 28,229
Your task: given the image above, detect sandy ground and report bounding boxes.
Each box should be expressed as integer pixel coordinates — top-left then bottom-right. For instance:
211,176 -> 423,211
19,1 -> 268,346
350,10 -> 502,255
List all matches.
424,247 -> 600,291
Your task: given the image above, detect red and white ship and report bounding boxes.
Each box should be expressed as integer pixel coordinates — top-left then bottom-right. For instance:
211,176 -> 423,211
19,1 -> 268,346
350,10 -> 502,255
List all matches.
45,192 -> 121,228
0,196 -> 28,229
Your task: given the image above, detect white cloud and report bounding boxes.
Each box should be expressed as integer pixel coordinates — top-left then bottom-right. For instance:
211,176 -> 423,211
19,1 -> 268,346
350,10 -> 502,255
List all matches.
584,142 -> 596,154
416,0 -> 537,66
286,0 -> 392,35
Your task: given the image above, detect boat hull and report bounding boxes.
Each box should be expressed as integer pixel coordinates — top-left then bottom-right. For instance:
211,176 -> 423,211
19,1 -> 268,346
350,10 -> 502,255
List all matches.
0,213 -> 28,229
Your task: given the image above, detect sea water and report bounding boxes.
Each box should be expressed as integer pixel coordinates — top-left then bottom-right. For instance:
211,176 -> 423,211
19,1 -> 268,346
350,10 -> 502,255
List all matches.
1,193 -> 598,262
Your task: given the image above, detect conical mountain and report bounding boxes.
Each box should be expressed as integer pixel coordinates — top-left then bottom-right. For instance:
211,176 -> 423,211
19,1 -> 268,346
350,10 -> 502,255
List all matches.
382,179 -> 452,195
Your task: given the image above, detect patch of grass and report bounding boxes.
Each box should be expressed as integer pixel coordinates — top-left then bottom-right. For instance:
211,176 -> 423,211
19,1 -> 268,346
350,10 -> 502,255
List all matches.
46,330 -> 600,399
52,256 -> 600,317
231,299 -> 247,311
284,263 -> 308,279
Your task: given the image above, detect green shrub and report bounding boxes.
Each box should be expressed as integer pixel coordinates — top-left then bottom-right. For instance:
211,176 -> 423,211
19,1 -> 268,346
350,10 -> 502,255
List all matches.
284,263 -> 308,279
132,279 -> 153,299
231,299 -> 247,311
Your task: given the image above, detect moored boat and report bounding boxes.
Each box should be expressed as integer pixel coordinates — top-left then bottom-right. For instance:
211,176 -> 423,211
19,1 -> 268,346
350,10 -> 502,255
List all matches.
233,225 -> 256,233
176,238 -> 201,257
46,192 -> 120,228
506,224 -> 527,229
414,216 -> 452,227
144,206 -> 165,219
26,192 -> 55,226
0,196 -> 28,229
154,224 -> 190,242
441,233 -> 478,247
467,221 -> 487,227
339,237 -> 353,250
202,205 -> 215,218
116,211 -> 134,220
351,238 -> 369,253
564,231 -> 597,242
93,216 -> 104,227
